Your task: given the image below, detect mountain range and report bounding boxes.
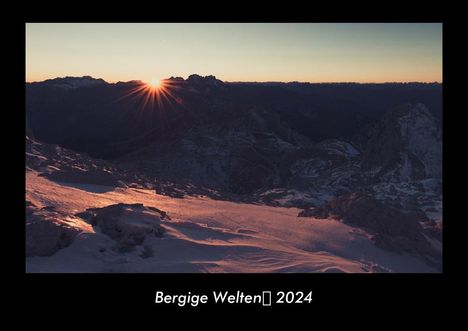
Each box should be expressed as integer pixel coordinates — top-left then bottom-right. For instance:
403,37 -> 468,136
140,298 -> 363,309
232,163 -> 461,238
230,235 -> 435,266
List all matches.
25,75 -> 443,272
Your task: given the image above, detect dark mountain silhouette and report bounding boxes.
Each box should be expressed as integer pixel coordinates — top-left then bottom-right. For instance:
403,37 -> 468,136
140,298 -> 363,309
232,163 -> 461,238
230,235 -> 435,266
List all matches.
26,75 -> 441,159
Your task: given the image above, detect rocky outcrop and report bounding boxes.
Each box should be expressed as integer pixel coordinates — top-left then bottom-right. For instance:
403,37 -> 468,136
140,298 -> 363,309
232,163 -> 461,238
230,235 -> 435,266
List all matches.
298,192 -> 440,268
42,168 -> 120,187
76,203 -> 167,252
26,137 -> 149,189
187,74 -> 224,87
26,207 -> 82,257
362,103 -> 441,182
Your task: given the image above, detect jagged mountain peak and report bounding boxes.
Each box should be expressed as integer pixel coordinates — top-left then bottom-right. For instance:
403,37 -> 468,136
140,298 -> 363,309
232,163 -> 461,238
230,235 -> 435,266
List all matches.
362,103 -> 441,181
187,74 -> 224,86
383,103 -> 436,123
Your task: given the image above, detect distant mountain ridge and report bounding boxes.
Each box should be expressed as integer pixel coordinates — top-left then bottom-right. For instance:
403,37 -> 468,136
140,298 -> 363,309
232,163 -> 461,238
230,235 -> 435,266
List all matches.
27,75 -> 441,88
29,76 -> 108,89
26,74 -> 442,158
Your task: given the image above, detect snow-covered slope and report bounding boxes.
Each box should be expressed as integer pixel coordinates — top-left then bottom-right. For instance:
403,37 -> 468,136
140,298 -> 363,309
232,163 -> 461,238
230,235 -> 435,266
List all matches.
26,171 -> 437,273
24,101 -> 442,273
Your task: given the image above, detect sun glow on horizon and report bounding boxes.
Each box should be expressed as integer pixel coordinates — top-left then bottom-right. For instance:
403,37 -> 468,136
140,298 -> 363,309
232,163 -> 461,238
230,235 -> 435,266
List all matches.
26,23 -> 442,84
115,78 -> 184,113
147,78 -> 162,90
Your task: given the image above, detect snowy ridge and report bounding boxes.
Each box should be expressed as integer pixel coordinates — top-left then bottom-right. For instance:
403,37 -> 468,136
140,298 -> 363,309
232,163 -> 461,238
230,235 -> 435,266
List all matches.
26,171 -> 436,273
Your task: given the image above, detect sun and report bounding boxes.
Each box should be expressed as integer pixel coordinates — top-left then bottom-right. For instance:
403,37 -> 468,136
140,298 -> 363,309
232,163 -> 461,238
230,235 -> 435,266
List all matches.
147,78 -> 162,90
116,77 -> 183,112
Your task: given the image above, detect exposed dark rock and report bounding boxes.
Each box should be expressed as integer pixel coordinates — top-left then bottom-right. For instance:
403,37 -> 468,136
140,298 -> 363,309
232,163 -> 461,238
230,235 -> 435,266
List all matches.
78,203 -> 167,252
26,200 -> 38,217
298,207 -> 329,219
425,222 -> 442,241
298,192 -> 440,265
361,103 -> 441,181
146,206 -> 171,220
140,245 -> 154,259
44,169 -> 119,187
26,214 -> 81,257
41,205 -> 56,212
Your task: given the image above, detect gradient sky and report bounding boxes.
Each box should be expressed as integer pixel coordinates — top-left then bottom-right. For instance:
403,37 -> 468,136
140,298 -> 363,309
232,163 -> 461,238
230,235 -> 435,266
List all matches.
26,23 -> 442,83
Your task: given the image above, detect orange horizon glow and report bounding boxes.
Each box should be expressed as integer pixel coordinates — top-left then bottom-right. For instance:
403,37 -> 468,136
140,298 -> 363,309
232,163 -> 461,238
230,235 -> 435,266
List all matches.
24,75 -> 443,85
147,78 -> 162,90
115,79 -> 184,113
26,23 -> 442,85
